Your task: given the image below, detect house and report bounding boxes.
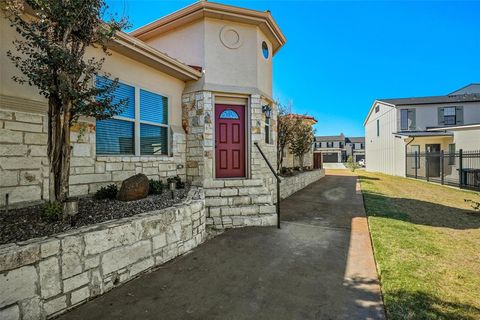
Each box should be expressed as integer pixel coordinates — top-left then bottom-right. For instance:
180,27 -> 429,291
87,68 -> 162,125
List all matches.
313,134 -> 365,163
281,114 -> 317,169
0,1 -> 287,228
364,83 -> 480,177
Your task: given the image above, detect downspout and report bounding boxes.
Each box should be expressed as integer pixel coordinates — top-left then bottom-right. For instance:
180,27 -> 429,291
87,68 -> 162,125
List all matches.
405,137 -> 415,176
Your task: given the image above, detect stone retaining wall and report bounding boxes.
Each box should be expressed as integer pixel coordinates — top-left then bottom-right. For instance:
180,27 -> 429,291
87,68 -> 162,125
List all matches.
0,188 -> 206,320
280,169 -> 325,199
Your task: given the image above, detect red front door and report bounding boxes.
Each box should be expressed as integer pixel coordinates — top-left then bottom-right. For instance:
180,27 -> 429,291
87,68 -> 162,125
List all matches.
215,104 -> 246,178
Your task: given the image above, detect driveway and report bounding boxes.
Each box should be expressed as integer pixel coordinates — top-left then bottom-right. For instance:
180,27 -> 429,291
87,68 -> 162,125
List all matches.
59,171 -> 385,320
322,163 -> 347,169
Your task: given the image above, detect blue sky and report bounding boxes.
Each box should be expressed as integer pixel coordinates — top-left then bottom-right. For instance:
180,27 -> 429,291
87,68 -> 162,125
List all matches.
106,0 -> 480,136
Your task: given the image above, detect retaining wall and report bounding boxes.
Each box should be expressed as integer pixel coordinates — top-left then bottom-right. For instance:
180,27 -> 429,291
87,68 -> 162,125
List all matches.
0,188 -> 206,320
280,169 -> 325,199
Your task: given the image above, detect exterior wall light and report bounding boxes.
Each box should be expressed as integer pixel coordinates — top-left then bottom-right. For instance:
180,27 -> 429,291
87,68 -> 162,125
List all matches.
262,105 -> 272,118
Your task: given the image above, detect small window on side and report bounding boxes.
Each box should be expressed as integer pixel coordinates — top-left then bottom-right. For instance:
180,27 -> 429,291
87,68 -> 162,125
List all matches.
376,120 -> 380,137
375,105 -> 380,113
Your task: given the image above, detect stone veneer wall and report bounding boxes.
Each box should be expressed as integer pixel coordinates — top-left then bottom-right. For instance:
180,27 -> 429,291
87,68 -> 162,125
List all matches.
0,188 -> 206,320
181,92 -> 279,229
0,105 -> 186,206
279,169 -> 325,199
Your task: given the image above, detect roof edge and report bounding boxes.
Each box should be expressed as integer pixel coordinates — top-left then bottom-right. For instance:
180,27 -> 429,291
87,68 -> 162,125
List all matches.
130,1 -> 286,55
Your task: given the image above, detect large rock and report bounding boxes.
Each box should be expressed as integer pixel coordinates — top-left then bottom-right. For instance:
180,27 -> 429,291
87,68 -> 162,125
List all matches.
117,173 -> 149,202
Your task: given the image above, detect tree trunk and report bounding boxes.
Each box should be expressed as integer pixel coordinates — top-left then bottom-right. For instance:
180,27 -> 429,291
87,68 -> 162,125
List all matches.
299,154 -> 304,170
48,97 -> 71,202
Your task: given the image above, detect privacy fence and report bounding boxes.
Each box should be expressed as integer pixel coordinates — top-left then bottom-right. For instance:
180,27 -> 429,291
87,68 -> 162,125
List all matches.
406,149 -> 480,191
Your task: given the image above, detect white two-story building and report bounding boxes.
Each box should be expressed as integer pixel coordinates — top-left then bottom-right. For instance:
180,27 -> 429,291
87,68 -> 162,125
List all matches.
364,84 -> 480,177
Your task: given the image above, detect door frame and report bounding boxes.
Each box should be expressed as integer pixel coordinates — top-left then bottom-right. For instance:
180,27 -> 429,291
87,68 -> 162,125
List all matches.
212,94 -> 250,179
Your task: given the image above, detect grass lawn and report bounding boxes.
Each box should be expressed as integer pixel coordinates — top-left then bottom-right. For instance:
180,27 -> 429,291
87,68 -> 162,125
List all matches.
358,171 -> 480,320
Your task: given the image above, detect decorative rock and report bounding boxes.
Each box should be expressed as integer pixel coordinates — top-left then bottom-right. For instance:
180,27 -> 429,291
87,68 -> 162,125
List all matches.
117,173 -> 149,201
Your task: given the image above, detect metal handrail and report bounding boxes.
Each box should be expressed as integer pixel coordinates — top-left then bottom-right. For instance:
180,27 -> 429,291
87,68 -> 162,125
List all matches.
254,142 -> 281,229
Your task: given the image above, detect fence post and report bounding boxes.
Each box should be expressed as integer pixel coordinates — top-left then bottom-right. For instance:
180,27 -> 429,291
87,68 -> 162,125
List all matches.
414,151 -> 418,179
426,152 -> 430,182
459,149 -> 463,188
440,150 -> 444,185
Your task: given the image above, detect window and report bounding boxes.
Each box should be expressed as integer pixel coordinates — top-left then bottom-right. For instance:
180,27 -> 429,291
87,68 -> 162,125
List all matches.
411,145 -> 420,169
376,120 -> 380,137
96,77 -> 169,156
448,143 -> 456,165
339,142 -> 344,148
219,109 -> 239,119
327,142 -> 333,148
400,109 -> 415,131
265,115 -> 272,144
375,105 -> 380,113
443,107 -> 456,125
262,41 -> 269,59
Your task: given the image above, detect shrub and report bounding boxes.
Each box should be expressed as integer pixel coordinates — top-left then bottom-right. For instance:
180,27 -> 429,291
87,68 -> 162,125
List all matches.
167,176 -> 185,189
95,184 -> 118,200
149,179 -> 164,195
42,201 -> 63,221
346,156 -> 359,172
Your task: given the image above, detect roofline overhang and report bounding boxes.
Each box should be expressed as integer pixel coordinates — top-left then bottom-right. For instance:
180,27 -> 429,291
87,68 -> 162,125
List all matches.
109,31 -> 203,81
428,123 -> 480,131
393,132 -> 454,138
130,1 -> 287,55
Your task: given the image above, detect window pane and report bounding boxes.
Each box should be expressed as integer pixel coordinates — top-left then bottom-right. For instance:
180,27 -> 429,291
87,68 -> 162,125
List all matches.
444,115 -> 456,125
140,89 -> 168,125
96,119 -> 134,155
140,124 -> 168,155
400,109 -> 408,130
96,77 -> 135,119
444,107 -> 456,116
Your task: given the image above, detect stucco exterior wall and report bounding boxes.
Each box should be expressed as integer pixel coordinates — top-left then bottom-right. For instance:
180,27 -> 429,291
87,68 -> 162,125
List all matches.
141,20 -> 205,68
143,17 -> 273,98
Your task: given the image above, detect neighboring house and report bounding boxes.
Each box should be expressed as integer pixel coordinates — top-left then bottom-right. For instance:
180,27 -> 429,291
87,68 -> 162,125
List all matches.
364,83 -> 480,177
281,114 -> 317,168
313,134 -> 365,163
0,1 -> 287,228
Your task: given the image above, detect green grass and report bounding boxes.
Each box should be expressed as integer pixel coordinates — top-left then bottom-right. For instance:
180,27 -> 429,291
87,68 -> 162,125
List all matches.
358,172 -> 480,320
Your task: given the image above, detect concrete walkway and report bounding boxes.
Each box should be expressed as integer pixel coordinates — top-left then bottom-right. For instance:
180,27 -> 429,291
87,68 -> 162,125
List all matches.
59,171 -> 385,320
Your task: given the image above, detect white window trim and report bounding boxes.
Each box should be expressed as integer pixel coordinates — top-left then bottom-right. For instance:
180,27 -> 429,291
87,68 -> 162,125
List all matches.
96,77 -> 171,157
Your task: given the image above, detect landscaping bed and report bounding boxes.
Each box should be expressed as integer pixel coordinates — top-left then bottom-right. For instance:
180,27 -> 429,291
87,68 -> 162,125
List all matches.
0,185 -> 190,245
359,171 -> 480,319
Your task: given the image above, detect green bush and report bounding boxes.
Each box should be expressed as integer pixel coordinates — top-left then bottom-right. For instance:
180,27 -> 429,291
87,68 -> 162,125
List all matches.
167,176 -> 185,189
42,201 -> 63,221
149,179 -> 164,195
95,184 -> 118,200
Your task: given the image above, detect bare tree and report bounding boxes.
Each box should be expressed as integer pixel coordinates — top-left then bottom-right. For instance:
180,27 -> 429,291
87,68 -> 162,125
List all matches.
276,101 -> 300,171
5,0 -> 128,202
289,120 -> 315,170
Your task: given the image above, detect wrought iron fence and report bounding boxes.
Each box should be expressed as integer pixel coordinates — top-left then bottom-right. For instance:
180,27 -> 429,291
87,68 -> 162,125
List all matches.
406,149 -> 480,191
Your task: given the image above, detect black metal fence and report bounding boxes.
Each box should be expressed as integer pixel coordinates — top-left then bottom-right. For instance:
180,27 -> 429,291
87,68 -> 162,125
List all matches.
406,149 -> 480,191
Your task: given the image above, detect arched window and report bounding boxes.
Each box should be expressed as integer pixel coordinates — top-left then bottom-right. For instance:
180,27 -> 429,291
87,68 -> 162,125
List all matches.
219,109 -> 239,119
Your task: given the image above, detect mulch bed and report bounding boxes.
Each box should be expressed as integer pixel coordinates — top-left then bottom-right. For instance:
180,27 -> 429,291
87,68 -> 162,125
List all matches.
0,185 -> 190,246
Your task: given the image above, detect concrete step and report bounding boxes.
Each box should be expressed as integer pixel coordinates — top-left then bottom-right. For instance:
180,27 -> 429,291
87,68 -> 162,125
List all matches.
205,194 -> 273,207
203,179 -> 264,189
204,186 -> 271,198
208,204 -> 277,217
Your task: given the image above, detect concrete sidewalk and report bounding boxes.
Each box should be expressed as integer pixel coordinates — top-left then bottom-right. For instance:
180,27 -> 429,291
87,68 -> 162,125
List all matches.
59,172 -> 385,320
